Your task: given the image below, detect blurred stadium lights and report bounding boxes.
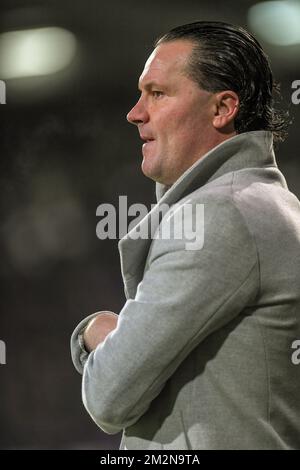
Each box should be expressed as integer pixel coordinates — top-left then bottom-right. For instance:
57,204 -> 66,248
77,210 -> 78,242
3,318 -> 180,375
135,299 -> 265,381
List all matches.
0,27 -> 77,79
248,1 -> 300,46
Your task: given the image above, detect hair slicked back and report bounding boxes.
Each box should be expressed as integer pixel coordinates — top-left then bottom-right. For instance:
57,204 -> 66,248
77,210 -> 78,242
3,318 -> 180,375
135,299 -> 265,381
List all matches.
155,21 -> 289,142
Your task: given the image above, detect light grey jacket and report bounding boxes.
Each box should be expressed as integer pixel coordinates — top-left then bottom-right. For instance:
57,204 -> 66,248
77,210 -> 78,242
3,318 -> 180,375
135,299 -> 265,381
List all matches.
71,131 -> 300,449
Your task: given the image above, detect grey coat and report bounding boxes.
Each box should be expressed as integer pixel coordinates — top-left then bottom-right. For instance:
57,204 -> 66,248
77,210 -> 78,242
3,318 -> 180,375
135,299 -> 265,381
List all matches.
71,130 -> 300,449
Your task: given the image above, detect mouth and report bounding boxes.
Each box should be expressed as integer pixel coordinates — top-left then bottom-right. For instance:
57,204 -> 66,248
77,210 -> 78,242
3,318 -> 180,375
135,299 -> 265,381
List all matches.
140,133 -> 156,153
140,133 -> 155,143
142,139 -> 155,150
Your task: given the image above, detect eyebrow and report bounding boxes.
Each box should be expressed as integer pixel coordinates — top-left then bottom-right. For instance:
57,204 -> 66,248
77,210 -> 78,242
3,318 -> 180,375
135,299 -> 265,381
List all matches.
138,81 -> 164,91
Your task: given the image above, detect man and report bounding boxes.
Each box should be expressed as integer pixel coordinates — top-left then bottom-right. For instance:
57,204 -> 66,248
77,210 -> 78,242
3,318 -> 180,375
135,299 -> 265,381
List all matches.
71,21 -> 300,449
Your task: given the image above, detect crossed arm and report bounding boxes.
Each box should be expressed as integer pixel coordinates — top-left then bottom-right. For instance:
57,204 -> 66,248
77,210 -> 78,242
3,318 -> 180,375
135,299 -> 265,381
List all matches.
71,199 -> 259,434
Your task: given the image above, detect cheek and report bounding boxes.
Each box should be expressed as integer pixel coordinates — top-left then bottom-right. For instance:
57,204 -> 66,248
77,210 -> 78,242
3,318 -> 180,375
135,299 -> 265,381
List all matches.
177,105 -> 211,141
156,108 -> 190,142
153,99 -> 209,144
171,112 -> 201,143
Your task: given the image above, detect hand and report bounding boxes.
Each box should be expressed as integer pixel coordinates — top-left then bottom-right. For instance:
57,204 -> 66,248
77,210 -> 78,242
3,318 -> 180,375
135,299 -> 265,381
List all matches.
83,311 -> 118,352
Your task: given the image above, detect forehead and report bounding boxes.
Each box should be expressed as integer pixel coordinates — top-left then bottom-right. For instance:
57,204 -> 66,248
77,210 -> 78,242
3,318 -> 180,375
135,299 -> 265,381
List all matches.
138,40 -> 194,87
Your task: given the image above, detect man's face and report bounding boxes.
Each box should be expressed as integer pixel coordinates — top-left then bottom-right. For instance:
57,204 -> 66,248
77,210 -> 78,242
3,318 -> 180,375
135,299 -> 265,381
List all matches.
127,40 -> 216,186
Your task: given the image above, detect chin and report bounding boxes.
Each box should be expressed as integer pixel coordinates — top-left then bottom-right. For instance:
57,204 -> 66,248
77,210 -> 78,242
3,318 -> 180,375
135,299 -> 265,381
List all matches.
141,160 -> 160,182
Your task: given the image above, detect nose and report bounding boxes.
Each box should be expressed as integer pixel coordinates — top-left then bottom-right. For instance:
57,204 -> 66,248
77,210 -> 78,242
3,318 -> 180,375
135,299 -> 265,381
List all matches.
126,96 -> 149,125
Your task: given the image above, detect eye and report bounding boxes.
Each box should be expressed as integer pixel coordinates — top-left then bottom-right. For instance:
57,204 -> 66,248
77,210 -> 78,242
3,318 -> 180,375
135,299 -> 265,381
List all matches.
152,90 -> 164,99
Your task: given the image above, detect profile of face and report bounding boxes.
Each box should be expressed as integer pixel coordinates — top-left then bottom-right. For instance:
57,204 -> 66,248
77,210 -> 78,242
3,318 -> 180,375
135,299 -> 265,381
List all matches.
127,40 -> 238,186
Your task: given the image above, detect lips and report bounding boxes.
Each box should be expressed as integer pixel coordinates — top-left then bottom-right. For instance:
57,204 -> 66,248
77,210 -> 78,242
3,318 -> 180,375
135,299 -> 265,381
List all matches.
141,136 -> 155,156
140,133 -> 155,143
142,140 -> 155,149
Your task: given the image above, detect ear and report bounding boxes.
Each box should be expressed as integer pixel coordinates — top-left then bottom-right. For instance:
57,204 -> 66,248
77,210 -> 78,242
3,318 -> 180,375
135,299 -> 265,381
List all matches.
212,91 -> 239,130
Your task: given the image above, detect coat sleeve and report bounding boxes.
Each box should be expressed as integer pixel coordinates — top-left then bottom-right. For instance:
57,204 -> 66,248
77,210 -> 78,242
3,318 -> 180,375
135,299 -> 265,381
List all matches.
70,312 -> 102,374
78,199 -> 259,434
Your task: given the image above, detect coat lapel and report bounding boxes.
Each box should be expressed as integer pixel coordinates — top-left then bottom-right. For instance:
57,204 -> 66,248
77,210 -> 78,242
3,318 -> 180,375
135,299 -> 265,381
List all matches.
118,131 -> 276,299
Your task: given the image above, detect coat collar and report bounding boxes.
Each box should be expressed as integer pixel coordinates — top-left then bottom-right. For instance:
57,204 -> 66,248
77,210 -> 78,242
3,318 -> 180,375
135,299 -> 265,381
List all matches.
155,130 -> 276,203
118,130 -> 277,298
